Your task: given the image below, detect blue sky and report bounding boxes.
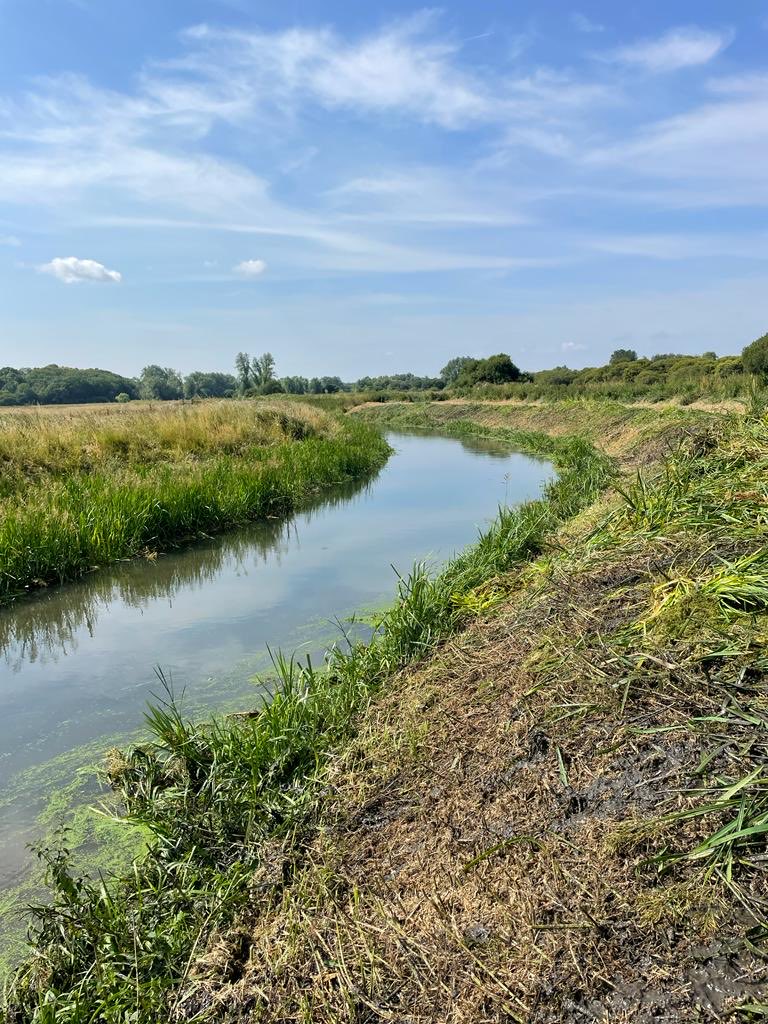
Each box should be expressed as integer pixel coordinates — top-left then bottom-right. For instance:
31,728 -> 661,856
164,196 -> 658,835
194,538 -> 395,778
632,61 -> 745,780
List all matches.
1,1 -> 767,378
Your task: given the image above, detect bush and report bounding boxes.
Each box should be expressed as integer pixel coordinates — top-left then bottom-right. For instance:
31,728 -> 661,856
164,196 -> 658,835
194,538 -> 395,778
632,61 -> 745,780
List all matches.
742,333 -> 768,380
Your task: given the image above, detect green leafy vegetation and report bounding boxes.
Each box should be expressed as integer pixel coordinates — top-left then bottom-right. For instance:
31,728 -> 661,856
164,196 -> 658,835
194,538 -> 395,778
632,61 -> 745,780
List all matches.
0,400 -> 390,601
742,333 -> 768,380
0,365 -> 140,406
4,334 -> 765,409
0,418 -> 612,1022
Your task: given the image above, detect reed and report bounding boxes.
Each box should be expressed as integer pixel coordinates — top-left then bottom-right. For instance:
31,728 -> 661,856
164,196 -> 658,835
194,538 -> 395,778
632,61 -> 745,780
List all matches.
0,400 -> 390,601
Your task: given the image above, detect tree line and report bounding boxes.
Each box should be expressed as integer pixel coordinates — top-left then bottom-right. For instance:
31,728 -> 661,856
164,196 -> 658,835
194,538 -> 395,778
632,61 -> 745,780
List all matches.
1,337 -> 766,406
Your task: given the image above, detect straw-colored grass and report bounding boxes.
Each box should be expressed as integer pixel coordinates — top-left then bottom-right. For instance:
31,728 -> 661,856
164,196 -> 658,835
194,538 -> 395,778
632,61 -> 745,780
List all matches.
9,402 -> 768,1022
0,399 -> 389,601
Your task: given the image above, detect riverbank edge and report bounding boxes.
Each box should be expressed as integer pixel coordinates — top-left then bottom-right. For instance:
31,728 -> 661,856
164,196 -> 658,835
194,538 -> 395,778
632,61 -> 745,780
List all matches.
0,406 -> 391,605
195,400 -> 768,1022
2,409 -> 622,1021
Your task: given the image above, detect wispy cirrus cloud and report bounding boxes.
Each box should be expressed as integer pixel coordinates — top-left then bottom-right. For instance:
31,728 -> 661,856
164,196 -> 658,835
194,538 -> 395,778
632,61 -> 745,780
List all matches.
601,26 -> 731,73
39,256 -> 122,284
571,12 -> 604,34
170,13 -> 613,131
585,72 -> 768,195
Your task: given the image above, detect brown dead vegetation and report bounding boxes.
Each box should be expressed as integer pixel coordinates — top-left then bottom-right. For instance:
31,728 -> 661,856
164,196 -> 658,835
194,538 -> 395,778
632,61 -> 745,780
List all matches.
178,496 -> 768,1021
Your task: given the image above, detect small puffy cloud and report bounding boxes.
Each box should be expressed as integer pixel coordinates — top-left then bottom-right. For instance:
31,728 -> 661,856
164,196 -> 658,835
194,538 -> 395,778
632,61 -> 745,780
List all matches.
234,258 -> 267,277
571,12 -> 604,33
604,27 -> 731,73
561,341 -> 586,352
1,235 -> 21,247
39,256 -> 122,284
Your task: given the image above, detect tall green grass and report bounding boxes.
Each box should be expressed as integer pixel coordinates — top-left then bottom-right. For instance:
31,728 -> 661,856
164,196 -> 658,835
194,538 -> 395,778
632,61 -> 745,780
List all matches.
0,403 -> 390,601
0,427 -> 612,1023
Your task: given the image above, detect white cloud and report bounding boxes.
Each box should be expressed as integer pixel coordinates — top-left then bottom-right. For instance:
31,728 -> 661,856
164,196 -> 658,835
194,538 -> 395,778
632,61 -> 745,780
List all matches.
589,232 -> 768,260
171,16 -> 612,132
571,12 -> 604,34
586,76 -> 768,191
328,170 -> 531,227
178,15 -> 494,129
0,234 -> 21,246
39,256 -> 122,284
561,340 -> 586,351
603,26 -> 731,73
234,258 -> 267,277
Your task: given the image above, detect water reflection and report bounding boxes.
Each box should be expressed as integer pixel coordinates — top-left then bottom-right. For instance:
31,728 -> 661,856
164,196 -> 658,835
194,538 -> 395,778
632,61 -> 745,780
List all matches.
0,474 -> 375,670
0,433 -> 555,941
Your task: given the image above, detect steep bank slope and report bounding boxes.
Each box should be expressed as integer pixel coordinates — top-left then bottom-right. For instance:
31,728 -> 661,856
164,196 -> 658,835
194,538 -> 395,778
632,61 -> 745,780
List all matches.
180,403 -> 768,1022
7,402 -> 768,1022
351,397 -> 718,461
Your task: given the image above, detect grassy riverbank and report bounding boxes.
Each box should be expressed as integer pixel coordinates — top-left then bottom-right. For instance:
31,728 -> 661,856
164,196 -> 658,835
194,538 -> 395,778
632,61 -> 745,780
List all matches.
1,416 -> 611,1022
6,399 -> 768,1021
0,400 -> 390,603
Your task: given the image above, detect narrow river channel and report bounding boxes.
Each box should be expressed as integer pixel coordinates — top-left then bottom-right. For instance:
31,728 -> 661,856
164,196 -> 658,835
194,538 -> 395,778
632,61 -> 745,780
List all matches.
0,431 -> 553,966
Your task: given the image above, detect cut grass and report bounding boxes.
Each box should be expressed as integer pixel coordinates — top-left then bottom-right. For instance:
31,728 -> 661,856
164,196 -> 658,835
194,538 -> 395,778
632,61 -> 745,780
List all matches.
0,400 -> 391,602
9,402 -> 768,1021
1,422 -> 612,1023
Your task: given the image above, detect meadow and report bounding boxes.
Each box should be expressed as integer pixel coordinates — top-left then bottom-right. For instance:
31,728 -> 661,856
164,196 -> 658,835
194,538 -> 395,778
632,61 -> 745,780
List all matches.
0,399 -> 391,602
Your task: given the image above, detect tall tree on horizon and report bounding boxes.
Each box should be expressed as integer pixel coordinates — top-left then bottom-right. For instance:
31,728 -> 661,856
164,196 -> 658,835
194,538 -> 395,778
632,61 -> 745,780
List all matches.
235,352 -> 251,394
253,352 -> 276,388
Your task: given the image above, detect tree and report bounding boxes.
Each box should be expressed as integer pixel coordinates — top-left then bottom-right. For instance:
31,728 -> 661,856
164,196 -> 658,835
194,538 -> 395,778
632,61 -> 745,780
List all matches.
183,371 -> 237,399
742,334 -> 768,379
253,352 -> 276,388
115,392 -> 131,403
455,353 -> 522,387
281,375 -> 309,394
440,356 -> 475,384
609,349 -> 638,364
535,366 -> 577,387
139,365 -> 183,400
235,352 -> 252,394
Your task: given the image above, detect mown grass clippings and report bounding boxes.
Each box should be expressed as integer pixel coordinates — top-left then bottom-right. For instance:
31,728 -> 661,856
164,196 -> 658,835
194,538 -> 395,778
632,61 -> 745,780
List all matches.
10,402 -> 768,1022
1,417 -> 613,1023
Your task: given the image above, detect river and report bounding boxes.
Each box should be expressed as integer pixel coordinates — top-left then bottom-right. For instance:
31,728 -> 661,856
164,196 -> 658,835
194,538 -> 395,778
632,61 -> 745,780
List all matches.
0,430 -> 553,965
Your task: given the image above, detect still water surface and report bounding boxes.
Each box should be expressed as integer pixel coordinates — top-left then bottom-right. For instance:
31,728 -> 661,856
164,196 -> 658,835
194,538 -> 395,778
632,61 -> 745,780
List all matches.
0,432 -> 553,926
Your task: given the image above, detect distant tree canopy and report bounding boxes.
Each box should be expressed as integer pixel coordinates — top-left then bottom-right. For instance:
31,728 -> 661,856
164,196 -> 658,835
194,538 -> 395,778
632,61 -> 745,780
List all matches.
454,353 -> 523,387
440,356 -> 475,384
183,371 -> 237,399
0,365 -> 140,406
280,375 -> 310,394
235,352 -> 290,395
534,365 -> 578,387
742,334 -> 768,380
139,365 -> 184,401
1,340 -> 759,409
356,373 -> 443,392
609,349 -> 638,364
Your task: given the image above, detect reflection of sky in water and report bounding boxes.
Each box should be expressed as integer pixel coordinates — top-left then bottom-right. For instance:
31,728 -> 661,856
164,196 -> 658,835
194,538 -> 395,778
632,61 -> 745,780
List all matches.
0,433 -> 553,893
